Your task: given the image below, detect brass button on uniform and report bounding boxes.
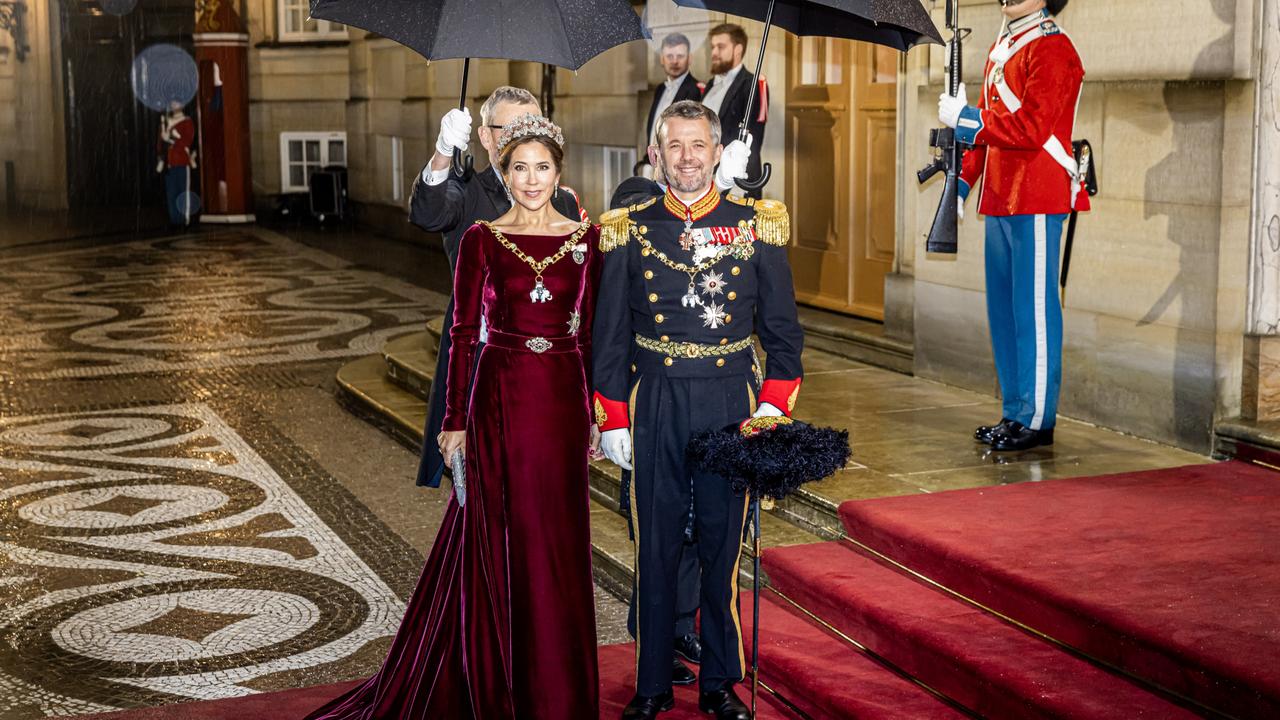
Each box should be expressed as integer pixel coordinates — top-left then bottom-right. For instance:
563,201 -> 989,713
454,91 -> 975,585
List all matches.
731,266 -> 741,276
724,314 -> 732,323
727,291 -> 737,301
644,270 -> 654,279
719,338 -> 728,346
642,248 -> 652,257
664,357 -> 674,366
661,335 -> 670,342
655,314 -> 665,323
716,358 -> 726,367
631,364 -> 637,372
649,293 -> 659,303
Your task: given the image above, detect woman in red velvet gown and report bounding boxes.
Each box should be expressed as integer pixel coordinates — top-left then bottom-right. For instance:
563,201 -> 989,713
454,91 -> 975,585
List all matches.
305,115 -> 601,719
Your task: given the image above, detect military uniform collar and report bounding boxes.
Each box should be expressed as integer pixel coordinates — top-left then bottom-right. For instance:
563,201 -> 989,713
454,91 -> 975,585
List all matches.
1005,8 -> 1049,38
663,185 -> 720,221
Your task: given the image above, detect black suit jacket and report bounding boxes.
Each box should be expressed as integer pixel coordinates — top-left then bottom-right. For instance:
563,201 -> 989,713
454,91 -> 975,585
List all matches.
407,165 -> 581,487
704,68 -> 767,198
644,73 -> 703,146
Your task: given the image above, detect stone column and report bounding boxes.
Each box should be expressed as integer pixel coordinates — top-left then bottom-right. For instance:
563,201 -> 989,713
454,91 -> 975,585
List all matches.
1244,0 -> 1280,420
194,0 -> 254,223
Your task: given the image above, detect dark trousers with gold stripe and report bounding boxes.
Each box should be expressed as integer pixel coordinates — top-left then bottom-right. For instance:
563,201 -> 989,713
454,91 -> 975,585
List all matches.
630,372 -> 754,695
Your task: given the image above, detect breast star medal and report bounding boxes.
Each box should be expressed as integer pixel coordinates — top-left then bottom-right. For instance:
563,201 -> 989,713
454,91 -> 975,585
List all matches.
567,310 -> 581,335
698,270 -> 727,298
701,301 -> 726,329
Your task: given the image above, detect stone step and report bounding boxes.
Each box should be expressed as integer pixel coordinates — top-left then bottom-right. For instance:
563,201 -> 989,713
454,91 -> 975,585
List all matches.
383,331 -> 435,401
1213,417 -> 1280,468
334,354 -> 426,451
797,305 -> 913,375
590,496 -> 637,602
426,315 -> 444,352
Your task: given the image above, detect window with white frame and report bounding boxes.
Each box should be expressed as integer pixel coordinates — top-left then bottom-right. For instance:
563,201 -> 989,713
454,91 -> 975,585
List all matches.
280,132 -> 347,192
391,136 -> 405,202
602,146 -> 637,206
278,0 -> 348,41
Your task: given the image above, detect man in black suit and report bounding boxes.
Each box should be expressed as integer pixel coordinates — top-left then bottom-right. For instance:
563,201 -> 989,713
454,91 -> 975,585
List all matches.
644,33 -> 703,153
701,23 -> 767,198
408,85 -> 583,489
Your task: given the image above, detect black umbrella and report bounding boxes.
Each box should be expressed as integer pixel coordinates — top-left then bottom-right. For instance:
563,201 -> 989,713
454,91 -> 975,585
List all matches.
309,0 -> 647,175
674,0 -> 942,191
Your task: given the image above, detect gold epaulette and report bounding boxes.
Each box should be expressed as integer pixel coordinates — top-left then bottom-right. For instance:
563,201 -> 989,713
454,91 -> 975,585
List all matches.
598,208 -> 634,252
753,199 -> 791,246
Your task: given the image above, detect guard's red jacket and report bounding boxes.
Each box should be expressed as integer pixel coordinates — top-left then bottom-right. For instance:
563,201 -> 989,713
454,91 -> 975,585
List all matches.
957,12 -> 1085,217
159,116 -> 196,169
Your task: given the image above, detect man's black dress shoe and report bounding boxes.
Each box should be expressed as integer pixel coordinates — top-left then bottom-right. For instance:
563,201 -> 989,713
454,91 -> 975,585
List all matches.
674,632 -> 702,664
622,690 -> 674,719
698,688 -> 750,720
672,656 -> 696,685
974,418 -> 1014,444
990,422 -> 1054,451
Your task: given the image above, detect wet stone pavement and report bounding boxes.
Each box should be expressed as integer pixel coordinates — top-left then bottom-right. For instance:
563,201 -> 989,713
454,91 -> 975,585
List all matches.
0,227 -> 628,718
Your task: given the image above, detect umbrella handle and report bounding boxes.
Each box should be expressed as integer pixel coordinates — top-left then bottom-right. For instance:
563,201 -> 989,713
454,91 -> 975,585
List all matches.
452,58 -> 474,179
735,0 -> 776,194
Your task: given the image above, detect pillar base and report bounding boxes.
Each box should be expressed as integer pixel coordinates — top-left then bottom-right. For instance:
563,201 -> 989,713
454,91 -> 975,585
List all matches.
1242,335 -> 1280,422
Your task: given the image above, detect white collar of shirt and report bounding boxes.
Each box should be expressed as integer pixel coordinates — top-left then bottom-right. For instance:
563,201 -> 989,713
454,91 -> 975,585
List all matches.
1006,8 -> 1048,37
713,63 -> 744,89
665,71 -> 690,91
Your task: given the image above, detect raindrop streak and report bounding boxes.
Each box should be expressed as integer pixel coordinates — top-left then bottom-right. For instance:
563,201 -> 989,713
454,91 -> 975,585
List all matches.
176,192 -> 203,218
130,44 -> 199,112
101,0 -> 139,16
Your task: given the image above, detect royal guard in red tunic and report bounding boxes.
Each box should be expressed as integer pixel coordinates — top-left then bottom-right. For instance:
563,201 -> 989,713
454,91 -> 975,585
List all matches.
157,100 -> 197,227
938,0 -> 1086,451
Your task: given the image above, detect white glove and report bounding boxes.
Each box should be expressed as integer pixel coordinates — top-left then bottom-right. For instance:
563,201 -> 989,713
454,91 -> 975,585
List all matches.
937,83 -> 968,130
600,428 -> 633,471
715,136 -> 752,191
753,402 -> 784,418
435,108 -> 472,158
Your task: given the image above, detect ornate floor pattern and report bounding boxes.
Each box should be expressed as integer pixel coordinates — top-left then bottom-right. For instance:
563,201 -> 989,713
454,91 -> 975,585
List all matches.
0,229 -> 445,718
0,231 -> 434,380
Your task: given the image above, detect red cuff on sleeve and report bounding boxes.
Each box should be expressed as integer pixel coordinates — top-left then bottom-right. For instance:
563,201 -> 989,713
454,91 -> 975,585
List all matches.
759,378 -> 802,417
593,392 -> 629,431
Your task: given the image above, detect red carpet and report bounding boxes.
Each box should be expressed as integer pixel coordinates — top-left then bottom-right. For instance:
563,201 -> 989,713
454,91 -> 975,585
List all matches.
838,460 -> 1280,719
763,542 -> 1196,719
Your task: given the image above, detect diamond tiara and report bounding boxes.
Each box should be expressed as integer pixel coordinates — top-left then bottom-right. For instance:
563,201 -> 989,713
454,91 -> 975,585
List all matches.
497,113 -> 565,153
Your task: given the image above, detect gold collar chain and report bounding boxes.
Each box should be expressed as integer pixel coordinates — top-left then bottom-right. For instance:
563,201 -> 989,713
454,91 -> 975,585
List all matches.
629,223 -> 732,277
483,221 -> 589,275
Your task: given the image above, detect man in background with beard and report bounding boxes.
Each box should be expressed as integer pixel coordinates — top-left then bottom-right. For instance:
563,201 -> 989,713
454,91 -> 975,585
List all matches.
699,24 -> 766,198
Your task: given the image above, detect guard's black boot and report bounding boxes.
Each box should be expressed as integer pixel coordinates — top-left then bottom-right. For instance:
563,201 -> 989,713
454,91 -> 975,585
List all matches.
990,422 -> 1054,451
698,687 -> 750,720
672,656 -> 696,685
674,632 -> 703,664
974,418 -> 1014,444
622,690 -> 674,720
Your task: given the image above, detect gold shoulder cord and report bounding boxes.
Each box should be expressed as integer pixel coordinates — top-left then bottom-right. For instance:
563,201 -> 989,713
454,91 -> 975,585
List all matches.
752,199 -> 791,247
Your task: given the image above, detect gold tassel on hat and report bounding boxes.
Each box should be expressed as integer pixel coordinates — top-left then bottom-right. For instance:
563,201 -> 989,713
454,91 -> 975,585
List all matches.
598,208 -> 634,252
752,199 -> 791,247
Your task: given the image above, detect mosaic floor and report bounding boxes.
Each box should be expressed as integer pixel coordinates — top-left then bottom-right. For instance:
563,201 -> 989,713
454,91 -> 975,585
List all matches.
0,228 -> 493,717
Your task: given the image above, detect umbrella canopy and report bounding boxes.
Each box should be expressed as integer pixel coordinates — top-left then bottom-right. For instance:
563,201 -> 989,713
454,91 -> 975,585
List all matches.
674,0 -> 941,51
309,0 -> 648,70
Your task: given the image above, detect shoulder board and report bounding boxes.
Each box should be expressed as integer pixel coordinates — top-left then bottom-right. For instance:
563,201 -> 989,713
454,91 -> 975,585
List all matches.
725,193 -> 755,207
629,196 -> 659,212
753,199 -> 791,247
598,207 -> 634,252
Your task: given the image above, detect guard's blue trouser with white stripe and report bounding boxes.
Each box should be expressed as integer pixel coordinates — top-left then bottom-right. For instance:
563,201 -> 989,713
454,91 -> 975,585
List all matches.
984,213 -> 1067,431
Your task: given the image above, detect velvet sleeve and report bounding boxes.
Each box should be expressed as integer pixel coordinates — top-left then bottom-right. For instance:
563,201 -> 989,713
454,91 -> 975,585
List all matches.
576,225 -> 603,394
441,223 -> 488,432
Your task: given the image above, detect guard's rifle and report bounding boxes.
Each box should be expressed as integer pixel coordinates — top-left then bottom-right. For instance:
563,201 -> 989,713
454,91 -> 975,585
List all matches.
917,0 -> 969,254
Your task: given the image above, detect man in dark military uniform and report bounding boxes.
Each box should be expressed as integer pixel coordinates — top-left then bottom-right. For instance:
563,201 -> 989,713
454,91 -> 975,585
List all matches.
593,100 -> 804,720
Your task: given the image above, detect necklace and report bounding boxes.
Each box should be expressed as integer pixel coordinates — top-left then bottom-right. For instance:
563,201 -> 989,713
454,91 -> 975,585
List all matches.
482,221 -> 589,303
